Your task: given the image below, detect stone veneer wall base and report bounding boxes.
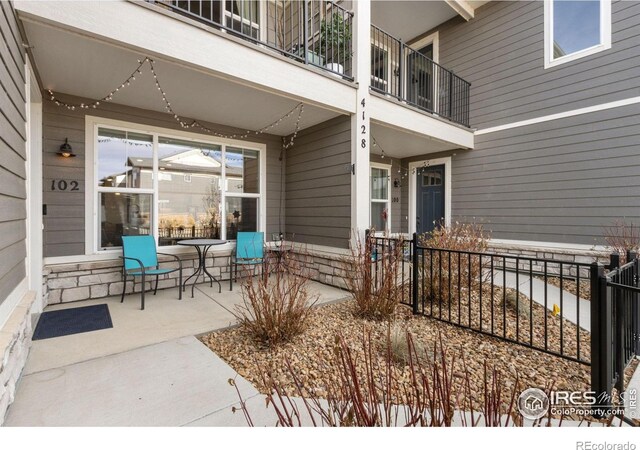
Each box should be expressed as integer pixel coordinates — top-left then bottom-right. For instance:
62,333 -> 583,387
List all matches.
43,249 -> 351,306
0,291 -> 37,426
487,242 -> 611,266
43,243 -> 614,307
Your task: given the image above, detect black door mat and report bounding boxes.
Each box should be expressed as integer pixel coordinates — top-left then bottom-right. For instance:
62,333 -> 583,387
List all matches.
32,304 -> 113,340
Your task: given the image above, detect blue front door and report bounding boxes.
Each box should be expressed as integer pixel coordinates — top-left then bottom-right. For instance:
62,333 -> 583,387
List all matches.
416,165 -> 444,235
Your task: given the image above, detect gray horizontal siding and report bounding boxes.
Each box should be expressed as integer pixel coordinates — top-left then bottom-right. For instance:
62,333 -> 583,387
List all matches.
285,116 -> 351,248
434,0 -> 640,129
451,103 -> 640,245
43,92 -> 284,257
0,1 -> 26,305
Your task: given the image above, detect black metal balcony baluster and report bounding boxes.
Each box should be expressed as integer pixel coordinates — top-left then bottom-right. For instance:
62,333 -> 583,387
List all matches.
370,24 -> 470,127
150,0 -> 353,80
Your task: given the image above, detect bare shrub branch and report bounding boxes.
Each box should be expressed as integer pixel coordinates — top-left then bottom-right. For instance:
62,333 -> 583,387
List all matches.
418,221 -> 492,305
602,219 -> 640,263
342,231 -> 405,321
237,328 -> 529,427
234,243 -> 318,347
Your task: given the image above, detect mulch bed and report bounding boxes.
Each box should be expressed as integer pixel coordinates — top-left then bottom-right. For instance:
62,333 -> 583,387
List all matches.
200,297 -> 592,416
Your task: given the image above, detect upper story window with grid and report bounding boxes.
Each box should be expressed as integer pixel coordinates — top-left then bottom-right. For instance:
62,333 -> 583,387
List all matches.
544,0 -> 611,68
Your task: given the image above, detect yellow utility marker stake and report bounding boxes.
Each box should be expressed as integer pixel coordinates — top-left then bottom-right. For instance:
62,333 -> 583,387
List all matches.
552,304 -> 561,316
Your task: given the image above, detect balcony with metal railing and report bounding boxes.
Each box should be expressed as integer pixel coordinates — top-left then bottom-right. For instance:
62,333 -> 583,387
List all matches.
148,0 -> 354,80
371,24 -> 471,128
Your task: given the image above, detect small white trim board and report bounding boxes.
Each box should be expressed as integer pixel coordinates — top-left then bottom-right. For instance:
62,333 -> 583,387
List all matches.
475,96 -> 640,136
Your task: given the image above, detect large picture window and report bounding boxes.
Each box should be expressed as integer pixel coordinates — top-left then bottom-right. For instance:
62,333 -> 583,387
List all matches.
92,123 -> 264,251
544,0 -> 611,68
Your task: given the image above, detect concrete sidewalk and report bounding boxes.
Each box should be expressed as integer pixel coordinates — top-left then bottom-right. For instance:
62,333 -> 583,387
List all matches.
4,336 -> 267,426
493,271 -> 591,331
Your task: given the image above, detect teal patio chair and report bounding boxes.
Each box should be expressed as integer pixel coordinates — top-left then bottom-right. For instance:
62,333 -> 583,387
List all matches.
120,235 -> 183,310
229,232 -> 265,290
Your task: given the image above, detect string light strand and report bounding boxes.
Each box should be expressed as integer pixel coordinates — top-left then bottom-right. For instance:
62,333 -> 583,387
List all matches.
47,57 -> 149,110
371,134 -> 434,185
48,57 -> 305,148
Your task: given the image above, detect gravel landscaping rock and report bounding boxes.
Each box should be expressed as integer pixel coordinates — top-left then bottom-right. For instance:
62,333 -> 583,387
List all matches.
200,298 -> 591,414
421,284 -> 591,363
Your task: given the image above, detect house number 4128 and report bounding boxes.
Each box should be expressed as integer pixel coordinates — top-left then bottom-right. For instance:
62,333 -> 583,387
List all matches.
360,98 -> 367,149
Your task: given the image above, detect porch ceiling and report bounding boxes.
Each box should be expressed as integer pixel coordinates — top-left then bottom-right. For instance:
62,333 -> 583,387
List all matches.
23,20 -> 341,136
370,121 -> 459,159
371,1 -> 458,42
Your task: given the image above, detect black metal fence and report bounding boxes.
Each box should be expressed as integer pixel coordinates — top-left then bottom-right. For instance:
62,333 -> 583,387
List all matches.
158,225 -> 220,245
369,232 -> 640,415
150,0 -> 353,79
368,232 -> 414,307
409,234 -> 593,364
369,232 -> 593,365
370,25 -> 471,127
591,252 -> 640,398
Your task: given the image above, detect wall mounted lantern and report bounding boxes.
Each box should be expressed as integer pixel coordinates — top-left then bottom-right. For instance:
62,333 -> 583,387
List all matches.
57,138 -> 76,158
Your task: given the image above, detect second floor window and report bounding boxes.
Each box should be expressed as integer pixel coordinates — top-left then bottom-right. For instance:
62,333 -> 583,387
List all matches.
544,0 -> 611,68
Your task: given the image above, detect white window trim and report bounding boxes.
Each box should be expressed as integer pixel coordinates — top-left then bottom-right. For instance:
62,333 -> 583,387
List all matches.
408,157 -> 451,236
370,162 -> 391,233
544,0 -> 611,69
409,31 -> 439,64
85,115 -> 267,256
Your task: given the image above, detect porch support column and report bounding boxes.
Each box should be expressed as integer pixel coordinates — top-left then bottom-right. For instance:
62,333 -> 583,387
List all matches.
350,0 -> 371,243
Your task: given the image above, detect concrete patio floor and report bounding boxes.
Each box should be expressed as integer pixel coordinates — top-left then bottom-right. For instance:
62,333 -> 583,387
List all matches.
4,280 -> 349,426
23,280 -> 348,375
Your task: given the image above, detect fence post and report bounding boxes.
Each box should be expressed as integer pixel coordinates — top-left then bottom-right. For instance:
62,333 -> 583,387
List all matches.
628,251 -> 640,357
448,70 -> 453,119
398,40 -> 404,99
607,249 -> 620,392
633,253 -> 640,356
412,232 -> 418,315
609,252 -> 620,270
302,0 -> 309,64
626,250 -> 636,265
590,262 -> 612,417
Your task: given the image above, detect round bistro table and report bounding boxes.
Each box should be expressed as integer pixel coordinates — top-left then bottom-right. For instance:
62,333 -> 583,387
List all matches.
177,239 -> 227,298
